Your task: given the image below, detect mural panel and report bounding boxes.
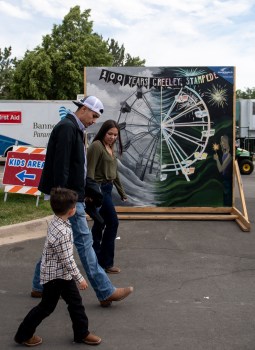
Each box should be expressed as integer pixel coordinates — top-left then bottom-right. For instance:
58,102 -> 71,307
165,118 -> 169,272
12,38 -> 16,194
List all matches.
86,66 -> 235,208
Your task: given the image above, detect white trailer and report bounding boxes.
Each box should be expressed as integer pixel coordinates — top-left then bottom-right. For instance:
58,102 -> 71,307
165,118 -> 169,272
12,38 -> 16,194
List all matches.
236,99 -> 255,152
0,100 -> 74,156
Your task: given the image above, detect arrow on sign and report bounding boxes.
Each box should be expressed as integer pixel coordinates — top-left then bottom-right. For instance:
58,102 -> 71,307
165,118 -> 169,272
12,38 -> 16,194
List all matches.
16,170 -> 36,182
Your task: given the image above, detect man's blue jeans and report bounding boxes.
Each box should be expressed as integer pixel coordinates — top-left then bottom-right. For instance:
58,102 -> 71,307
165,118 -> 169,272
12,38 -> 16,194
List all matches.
32,202 -> 115,301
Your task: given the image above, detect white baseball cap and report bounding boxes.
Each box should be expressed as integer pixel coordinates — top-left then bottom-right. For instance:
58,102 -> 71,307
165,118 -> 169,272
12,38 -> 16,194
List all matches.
73,96 -> 104,116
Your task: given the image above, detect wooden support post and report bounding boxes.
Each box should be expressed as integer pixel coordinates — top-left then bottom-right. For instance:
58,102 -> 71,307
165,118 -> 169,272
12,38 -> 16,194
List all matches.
231,160 -> 250,232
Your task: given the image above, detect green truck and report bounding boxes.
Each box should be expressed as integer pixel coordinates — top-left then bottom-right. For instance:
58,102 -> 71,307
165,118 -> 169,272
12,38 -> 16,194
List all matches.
236,147 -> 254,175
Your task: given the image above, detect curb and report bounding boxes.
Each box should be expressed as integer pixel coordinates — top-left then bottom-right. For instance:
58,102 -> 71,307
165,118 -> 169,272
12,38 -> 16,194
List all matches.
0,215 -> 53,246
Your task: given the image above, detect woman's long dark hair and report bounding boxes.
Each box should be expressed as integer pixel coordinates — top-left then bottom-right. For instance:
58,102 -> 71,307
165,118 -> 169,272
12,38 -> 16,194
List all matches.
93,119 -> 123,155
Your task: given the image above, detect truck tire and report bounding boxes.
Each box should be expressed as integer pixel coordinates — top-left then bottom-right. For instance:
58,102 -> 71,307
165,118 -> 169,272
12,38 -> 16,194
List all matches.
239,159 -> 254,175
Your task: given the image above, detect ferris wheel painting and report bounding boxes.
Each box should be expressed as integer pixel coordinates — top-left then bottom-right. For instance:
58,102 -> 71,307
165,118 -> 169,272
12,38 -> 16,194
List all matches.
86,66 -> 235,207
117,87 -> 161,182
117,85 -> 215,182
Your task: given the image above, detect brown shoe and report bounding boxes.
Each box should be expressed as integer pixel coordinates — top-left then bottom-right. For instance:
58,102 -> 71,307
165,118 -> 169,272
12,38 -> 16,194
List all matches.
99,287 -> 133,307
30,290 -> 42,298
22,335 -> 42,346
105,266 -> 121,274
99,300 -> 112,307
83,333 -> 102,345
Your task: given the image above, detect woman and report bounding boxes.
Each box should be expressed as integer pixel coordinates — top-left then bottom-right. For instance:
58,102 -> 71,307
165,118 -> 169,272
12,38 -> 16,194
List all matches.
87,120 -> 127,274
213,134 -> 232,206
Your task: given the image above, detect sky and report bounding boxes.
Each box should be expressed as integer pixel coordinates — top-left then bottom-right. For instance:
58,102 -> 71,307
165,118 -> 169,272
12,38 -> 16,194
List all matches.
0,0 -> 255,90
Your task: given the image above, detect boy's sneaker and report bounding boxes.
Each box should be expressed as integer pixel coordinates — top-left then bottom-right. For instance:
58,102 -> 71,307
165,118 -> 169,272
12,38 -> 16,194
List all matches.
83,333 -> 102,345
15,335 -> 42,347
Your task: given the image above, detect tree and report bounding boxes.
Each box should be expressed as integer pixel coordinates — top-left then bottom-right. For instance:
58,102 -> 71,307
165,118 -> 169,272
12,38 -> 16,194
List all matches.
11,6 -> 146,99
12,7 -> 113,99
0,47 -> 17,99
12,49 -> 52,99
107,39 -> 145,66
236,87 -> 255,99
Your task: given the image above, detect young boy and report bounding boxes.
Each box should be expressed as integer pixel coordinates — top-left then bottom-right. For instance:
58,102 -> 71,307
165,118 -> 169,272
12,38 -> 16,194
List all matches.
14,187 -> 101,346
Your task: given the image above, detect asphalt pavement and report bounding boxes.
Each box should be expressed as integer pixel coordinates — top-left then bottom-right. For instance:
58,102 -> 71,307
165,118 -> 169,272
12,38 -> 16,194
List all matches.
0,173 -> 255,350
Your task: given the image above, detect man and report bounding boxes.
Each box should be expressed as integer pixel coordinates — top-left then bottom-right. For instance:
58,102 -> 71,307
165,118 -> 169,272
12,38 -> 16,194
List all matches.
31,96 -> 133,307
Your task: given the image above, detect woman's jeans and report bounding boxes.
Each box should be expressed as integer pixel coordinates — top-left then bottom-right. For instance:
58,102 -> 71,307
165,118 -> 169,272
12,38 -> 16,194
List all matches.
92,182 -> 119,269
32,202 -> 115,301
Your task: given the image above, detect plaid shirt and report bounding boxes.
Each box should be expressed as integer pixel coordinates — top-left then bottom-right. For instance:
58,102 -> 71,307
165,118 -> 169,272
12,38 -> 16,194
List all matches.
40,215 -> 83,285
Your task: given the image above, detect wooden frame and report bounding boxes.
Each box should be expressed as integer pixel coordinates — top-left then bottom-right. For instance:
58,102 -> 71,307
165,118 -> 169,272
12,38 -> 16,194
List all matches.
84,67 -> 250,232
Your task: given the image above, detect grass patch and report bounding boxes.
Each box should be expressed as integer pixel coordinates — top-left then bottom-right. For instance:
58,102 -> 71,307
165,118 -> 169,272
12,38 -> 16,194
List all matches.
0,189 -> 52,227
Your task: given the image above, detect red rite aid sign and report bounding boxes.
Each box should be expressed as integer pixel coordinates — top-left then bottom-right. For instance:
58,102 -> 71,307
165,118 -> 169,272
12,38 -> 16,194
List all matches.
0,111 -> 22,124
3,151 -> 45,187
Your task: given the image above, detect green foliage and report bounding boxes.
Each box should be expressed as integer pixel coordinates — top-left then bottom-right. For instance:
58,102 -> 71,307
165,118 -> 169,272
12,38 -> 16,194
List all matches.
236,87 -> 255,99
0,46 -> 17,99
107,39 -> 145,66
9,7 -> 146,99
124,53 -> 146,67
108,39 -> 125,66
2,6 -> 146,99
12,49 -> 52,99
12,6 -> 113,99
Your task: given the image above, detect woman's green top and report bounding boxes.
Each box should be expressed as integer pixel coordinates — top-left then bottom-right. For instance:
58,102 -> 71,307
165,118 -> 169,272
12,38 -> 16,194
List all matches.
87,140 -> 126,199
